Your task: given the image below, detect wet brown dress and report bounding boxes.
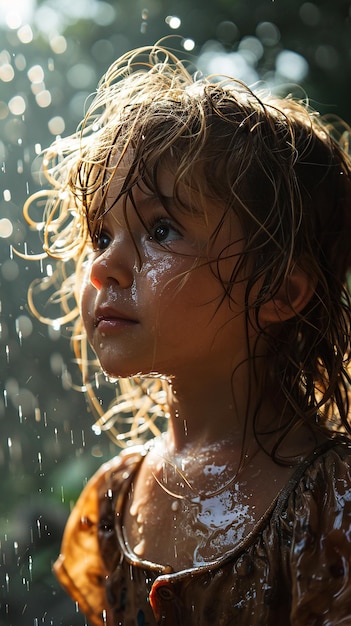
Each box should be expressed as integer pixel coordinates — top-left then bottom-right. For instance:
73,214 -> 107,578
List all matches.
54,440 -> 351,625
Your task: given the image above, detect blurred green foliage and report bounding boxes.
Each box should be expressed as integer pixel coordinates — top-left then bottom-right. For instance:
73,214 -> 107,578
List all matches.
0,0 -> 350,623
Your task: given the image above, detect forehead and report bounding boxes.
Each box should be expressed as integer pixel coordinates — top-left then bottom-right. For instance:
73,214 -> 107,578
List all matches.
107,157 -> 176,201
86,147 -> 194,211
108,162 -> 242,244
83,146 -> 238,244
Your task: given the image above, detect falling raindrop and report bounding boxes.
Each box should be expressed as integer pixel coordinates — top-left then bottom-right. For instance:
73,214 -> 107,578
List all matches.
140,8 -> 148,33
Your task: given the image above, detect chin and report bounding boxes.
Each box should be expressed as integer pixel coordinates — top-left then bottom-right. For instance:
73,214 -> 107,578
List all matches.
102,364 -> 171,384
101,367 -> 141,381
100,363 -> 156,380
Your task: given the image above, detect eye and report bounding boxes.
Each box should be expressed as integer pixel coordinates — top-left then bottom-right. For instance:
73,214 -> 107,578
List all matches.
93,230 -> 111,251
148,218 -> 181,244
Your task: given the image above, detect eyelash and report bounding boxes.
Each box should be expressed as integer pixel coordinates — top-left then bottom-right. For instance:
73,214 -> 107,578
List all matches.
90,215 -> 182,252
147,215 -> 182,244
92,230 -> 111,251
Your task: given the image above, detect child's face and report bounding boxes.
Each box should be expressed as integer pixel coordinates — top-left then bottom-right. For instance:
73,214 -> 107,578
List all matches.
80,162 -> 252,385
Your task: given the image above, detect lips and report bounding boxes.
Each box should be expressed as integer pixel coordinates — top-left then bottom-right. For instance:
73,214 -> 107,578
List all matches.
94,306 -> 138,330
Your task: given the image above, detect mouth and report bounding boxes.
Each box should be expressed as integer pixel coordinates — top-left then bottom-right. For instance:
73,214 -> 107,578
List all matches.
94,308 -> 138,331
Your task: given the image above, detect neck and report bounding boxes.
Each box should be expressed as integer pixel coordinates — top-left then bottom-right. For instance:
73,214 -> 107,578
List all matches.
163,365 -> 261,456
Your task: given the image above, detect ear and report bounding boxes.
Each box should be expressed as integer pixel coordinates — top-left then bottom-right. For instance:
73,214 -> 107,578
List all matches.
259,266 -> 315,324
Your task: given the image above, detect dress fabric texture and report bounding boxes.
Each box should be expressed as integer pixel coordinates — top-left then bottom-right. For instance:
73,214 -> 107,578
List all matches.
53,440 -> 351,626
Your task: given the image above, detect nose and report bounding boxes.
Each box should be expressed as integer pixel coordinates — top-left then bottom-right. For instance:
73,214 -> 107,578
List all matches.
89,238 -> 135,291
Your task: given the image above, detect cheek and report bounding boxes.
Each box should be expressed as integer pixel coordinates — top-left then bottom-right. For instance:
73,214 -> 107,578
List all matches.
159,266 -> 222,321
141,255 -> 192,297
79,280 -> 95,335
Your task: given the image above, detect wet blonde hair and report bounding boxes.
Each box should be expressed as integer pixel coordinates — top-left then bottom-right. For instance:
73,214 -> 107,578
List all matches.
23,44 -> 351,452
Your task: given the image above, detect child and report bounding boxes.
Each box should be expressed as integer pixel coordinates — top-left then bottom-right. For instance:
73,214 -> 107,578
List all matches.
24,44 -> 351,625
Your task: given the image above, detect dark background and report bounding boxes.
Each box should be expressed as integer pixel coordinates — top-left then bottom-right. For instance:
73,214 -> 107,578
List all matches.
0,0 -> 350,624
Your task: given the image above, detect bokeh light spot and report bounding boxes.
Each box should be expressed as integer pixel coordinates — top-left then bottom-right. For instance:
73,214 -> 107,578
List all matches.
27,64 -> 44,83
0,102 -> 8,119
315,45 -> 339,70
8,95 -> 26,115
216,21 -> 239,44
256,21 -> 280,46
14,53 -> 26,70
238,36 -> 264,64
276,50 -> 309,82
0,0 -> 35,27
1,259 -> 19,281
299,2 -> 320,26
94,1 -> 116,26
0,63 -> 15,82
36,90 -> 52,108
48,116 -> 65,135
15,315 -> 33,338
50,35 -> 67,54
183,39 -> 195,52
66,63 -> 96,89
17,23 -> 33,44
0,218 -> 13,238
165,15 -> 181,29
5,11 -> 22,29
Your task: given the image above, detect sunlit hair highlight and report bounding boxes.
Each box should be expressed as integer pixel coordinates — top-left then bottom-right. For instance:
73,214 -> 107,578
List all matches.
23,43 -> 351,454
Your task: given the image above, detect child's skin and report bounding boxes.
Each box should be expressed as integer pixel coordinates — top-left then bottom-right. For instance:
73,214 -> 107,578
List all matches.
80,156 -> 318,570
